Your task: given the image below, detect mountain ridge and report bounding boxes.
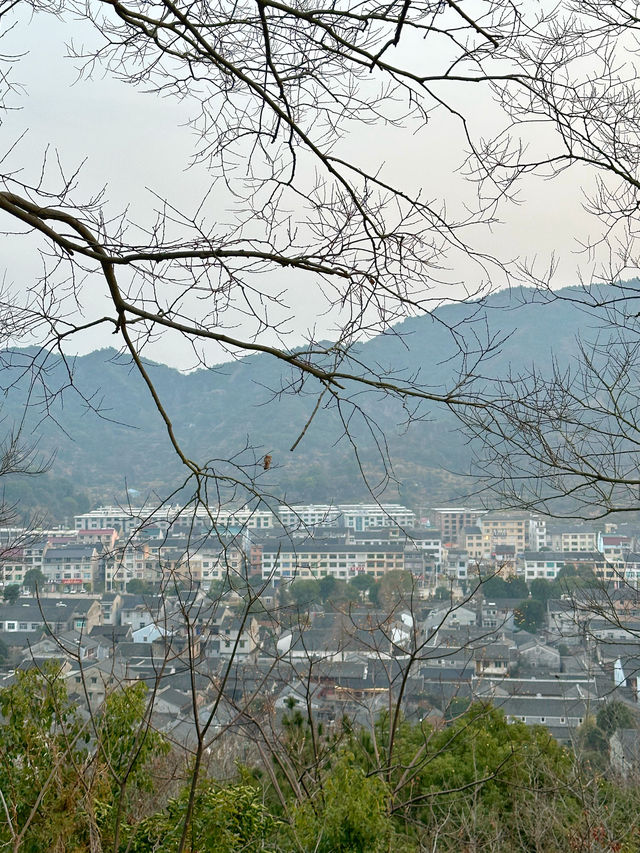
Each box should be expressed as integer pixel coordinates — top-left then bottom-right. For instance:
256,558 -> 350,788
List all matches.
0,285 -> 625,511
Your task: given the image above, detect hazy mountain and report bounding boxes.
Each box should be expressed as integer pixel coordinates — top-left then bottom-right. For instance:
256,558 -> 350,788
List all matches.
0,285 -> 622,511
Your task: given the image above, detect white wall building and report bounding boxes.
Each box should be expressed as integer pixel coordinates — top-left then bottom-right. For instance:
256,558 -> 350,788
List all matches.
276,504 -> 415,531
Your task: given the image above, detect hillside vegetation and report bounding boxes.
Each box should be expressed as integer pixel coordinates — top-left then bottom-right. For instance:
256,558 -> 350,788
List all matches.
0,287 -> 615,510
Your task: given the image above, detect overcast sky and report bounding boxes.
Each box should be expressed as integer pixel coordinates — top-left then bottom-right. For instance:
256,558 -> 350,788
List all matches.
0,3 -> 611,371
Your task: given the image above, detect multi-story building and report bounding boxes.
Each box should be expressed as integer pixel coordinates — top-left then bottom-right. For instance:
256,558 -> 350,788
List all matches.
104,541 -> 152,590
598,534 -> 632,562
104,535 -> 247,591
76,528 -> 118,548
213,610 -> 260,658
528,516 -> 548,550
43,544 -> 100,590
276,504 -> 415,531
15,536 -> 48,576
523,551 -> 614,581
431,507 -> 486,543
560,530 -> 598,552
346,527 -> 441,569
1,547 -> 28,586
78,503 -> 416,541
459,512 -> 548,558
461,526 -> 484,560
1,533 -> 106,590
480,513 -> 531,554
76,503 -> 258,536
460,513 -> 546,560
441,547 -> 469,581
260,541 -> 405,581
75,506 -> 148,535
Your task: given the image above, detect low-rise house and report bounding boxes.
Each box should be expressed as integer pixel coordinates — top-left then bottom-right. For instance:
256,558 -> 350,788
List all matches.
517,638 -> 561,671
474,675 -> 599,701
0,597 -> 102,635
546,598 -> 584,642
498,695 -> 599,739
120,595 -> 163,631
24,630 -> 105,662
67,659 -> 133,707
212,611 -> 260,659
90,624 -> 133,644
589,617 -> 640,642
152,685 -> 193,716
132,623 -> 168,644
100,592 -> 123,625
473,642 -> 515,677
479,599 -> 516,630
424,604 -> 476,634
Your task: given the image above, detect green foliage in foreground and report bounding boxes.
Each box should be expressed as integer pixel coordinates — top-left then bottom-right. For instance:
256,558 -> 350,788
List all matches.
1,669 -> 640,853
291,755 -> 399,853
126,782 -> 277,852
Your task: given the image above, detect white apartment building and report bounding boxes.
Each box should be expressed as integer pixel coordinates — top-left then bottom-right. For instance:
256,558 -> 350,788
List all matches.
75,506 -> 152,535
77,503 -> 415,538
529,516 -> 548,550
75,504 -> 275,535
276,504 -> 415,531
523,551 -> 609,580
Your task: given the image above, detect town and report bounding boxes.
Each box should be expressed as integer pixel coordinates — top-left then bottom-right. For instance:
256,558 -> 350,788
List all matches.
0,500 -> 639,773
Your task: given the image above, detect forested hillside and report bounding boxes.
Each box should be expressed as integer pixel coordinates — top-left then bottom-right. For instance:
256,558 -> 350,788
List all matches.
0,286 -> 615,510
